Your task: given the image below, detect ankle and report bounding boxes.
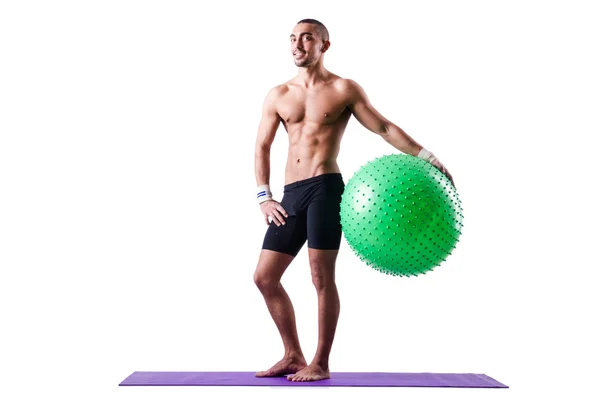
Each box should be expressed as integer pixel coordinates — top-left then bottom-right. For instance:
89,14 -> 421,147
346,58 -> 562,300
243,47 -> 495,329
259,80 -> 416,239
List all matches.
284,351 -> 305,361
311,358 -> 329,369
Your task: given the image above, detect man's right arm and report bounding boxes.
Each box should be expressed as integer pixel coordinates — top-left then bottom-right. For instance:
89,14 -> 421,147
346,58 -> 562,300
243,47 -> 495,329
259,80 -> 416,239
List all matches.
254,87 -> 282,188
254,87 -> 289,226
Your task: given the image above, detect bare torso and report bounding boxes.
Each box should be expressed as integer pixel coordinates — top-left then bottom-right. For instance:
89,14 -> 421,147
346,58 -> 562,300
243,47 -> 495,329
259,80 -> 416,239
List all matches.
273,74 -> 352,184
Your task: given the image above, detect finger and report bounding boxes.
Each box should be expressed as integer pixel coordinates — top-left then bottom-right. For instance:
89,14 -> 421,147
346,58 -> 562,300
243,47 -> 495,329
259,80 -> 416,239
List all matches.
275,211 -> 286,225
277,204 -> 288,218
269,213 -> 281,226
441,168 -> 451,182
265,215 -> 270,225
447,174 -> 455,188
272,211 -> 286,226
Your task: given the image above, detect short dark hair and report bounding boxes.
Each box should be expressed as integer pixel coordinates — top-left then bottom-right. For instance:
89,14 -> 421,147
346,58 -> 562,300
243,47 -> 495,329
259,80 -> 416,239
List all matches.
297,18 -> 329,42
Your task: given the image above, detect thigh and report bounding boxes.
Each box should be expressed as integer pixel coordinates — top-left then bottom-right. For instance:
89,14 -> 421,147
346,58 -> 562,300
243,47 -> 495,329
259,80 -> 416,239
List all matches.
254,249 -> 296,283
306,183 -> 344,250
261,211 -> 308,258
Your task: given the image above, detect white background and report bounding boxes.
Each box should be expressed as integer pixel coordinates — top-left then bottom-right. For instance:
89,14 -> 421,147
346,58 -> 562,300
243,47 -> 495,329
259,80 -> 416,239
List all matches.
1,0 -> 599,396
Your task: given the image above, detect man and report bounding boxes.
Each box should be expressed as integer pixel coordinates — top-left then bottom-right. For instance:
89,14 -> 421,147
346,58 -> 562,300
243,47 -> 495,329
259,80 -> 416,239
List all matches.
253,18 -> 454,382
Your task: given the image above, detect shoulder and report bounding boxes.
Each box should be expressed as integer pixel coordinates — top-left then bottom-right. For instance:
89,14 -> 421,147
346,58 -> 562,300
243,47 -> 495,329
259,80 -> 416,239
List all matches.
332,77 -> 367,105
262,83 -> 289,110
265,83 -> 289,100
333,77 -> 364,95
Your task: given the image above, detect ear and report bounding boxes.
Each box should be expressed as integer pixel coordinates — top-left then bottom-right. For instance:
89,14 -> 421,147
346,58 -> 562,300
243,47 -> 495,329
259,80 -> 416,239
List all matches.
321,40 -> 331,53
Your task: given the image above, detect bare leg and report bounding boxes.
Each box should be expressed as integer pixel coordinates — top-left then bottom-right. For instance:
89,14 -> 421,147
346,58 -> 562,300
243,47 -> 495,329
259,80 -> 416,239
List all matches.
254,249 -> 307,377
288,248 -> 340,382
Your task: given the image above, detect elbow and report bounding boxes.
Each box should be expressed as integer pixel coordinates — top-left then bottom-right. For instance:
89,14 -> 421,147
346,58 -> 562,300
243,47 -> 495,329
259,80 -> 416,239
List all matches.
378,122 -> 391,137
255,143 -> 271,157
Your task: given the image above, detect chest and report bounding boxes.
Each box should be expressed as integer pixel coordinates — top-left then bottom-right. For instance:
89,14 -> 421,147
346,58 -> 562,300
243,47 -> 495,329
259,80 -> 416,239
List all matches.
278,86 -> 348,125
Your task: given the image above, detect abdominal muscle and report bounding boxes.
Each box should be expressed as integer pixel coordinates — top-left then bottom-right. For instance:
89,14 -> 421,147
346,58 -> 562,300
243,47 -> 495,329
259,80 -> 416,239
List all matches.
283,120 -> 348,184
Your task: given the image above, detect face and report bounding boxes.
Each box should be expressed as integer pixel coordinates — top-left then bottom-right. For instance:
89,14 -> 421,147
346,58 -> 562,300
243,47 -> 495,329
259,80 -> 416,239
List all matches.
290,23 -> 328,67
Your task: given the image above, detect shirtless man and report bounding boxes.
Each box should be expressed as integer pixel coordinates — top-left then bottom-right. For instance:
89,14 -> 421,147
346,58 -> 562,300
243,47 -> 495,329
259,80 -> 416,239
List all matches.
253,19 -> 454,382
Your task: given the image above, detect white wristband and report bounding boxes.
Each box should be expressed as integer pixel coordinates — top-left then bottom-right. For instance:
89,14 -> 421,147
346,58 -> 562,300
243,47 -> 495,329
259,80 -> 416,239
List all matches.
257,184 -> 273,204
417,148 -> 438,164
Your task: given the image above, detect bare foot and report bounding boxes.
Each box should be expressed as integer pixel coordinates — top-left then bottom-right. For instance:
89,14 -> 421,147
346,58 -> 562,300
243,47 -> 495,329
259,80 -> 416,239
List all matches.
255,356 -> 307,377
287,363 -> 330,382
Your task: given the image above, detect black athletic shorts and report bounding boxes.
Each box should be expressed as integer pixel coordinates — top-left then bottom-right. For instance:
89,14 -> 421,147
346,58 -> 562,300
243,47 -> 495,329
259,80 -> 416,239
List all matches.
262,173 -> 345,257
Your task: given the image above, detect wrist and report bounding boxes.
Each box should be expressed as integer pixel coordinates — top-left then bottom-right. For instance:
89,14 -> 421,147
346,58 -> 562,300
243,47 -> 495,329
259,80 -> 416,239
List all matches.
417,148 -> 438,164
257,184 -> 274,204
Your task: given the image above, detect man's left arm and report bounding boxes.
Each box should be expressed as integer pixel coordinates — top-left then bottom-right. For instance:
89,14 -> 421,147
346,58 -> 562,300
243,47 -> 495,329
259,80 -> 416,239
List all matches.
345,79 -> 455,187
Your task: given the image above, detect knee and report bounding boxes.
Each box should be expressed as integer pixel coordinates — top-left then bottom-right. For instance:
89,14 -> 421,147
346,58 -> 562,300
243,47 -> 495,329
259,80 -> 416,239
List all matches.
253,271 -> 279,294
310,266 -> 334,291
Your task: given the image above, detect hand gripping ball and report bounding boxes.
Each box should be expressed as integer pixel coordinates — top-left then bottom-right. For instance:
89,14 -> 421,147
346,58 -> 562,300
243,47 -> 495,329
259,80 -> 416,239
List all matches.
340,154 -> 463,277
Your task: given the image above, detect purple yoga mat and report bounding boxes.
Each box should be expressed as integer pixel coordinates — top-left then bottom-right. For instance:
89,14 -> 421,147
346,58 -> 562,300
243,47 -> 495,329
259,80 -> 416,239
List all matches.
119,371 -> 508,388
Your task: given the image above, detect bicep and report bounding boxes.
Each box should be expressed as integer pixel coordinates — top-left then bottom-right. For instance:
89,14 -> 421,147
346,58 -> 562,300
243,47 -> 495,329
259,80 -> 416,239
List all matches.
347,80 -> 389,134
256,90 -> 282,149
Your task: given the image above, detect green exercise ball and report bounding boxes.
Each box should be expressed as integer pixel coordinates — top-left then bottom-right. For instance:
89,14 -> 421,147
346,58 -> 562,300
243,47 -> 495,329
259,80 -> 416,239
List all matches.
340,154 -> 463,277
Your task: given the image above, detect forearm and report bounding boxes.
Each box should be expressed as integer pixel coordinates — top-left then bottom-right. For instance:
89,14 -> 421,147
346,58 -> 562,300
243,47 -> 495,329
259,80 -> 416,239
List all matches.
379,124 -> 454,185
380,123 -> 423,156
255,146 -> 271,186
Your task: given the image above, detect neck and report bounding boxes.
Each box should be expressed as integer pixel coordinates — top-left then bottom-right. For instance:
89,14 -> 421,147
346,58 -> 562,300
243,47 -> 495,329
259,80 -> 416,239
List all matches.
296,61 -> 328,87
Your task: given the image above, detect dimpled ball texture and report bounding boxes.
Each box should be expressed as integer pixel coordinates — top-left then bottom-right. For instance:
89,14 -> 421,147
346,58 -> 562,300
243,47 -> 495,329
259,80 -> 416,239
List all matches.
340,154 -> 464,277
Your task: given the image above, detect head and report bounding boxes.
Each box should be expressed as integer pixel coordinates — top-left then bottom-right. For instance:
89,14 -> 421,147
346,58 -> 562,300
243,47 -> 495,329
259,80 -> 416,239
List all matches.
290,19 -> 330,67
